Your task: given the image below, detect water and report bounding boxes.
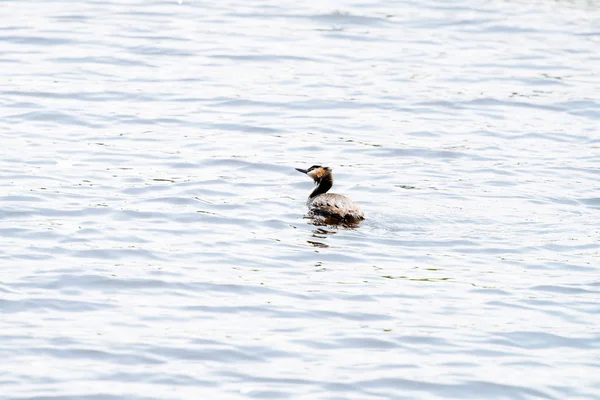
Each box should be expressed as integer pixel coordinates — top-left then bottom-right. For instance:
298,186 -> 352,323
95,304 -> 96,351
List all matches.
1,0 -> 599,398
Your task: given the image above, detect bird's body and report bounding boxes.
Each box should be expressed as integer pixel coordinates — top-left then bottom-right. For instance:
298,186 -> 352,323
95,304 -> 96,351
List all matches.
296,165 -> 364,221
306,192 -> 364,220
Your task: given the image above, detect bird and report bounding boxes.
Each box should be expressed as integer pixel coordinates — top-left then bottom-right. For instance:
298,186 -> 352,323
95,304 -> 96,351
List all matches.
295,165 -> 364,222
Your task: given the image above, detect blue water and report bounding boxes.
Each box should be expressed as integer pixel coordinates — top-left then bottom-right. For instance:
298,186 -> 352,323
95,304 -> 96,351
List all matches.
1,0 -> 599,399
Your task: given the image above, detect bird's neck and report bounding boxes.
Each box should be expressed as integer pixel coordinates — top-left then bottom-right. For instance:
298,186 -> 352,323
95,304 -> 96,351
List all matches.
309,173 -> 333,198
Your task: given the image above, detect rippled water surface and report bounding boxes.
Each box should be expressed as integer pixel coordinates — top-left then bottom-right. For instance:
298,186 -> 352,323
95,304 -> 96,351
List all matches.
2,0 -> 600,398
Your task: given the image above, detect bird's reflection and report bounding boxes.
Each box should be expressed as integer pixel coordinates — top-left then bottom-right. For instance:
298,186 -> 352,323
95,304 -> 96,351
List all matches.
307,240 -> 329,248
307,226 -> 337,248
303,215 -> 362,248
312,227 -> 336,238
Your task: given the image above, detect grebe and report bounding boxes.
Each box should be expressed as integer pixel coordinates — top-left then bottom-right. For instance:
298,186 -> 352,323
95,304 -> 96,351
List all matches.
295,165 -> 364,221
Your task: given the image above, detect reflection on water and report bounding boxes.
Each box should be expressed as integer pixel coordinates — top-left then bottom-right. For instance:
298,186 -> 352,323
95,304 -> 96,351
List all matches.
307,240 -> 329,248
307,226 -> 338,248
1,0 -> 599,399
312,227 -> 337,237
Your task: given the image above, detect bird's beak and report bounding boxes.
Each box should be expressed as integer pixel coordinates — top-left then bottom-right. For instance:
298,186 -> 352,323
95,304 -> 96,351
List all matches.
295,168 -> 308,174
